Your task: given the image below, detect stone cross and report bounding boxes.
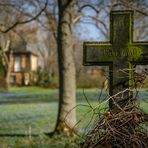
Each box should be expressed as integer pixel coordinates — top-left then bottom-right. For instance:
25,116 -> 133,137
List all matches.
83,11 -> 148,110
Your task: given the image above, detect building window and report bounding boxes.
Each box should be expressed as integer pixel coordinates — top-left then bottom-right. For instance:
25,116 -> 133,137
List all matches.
31,56 -> 37,71
14,56 -> 22,72
26,55 -> 30,71
10,76 -> 16,84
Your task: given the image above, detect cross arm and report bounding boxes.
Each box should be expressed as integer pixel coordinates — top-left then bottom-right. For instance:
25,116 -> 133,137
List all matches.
129,42 -> 148,62
83,42 -> 113,65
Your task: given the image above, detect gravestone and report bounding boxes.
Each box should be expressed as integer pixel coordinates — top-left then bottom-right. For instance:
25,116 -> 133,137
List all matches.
83,11 -> 148,111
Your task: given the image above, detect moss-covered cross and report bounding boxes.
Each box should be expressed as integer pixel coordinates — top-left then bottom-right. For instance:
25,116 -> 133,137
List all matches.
83,11 -> 148,110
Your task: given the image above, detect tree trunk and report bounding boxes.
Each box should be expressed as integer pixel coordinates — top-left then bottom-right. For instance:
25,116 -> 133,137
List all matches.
0,54 -> 7,91
6,48 -> 13,89
55,0 -> 76,135
0,40 -> 11,90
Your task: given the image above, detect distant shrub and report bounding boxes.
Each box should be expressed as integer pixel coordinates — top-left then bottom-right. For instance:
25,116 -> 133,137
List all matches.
37,76 -> 59,88
144,77 -> 148,88
77,74 -> 105,88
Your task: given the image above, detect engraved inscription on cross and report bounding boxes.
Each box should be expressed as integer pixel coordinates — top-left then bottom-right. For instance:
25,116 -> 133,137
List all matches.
83,11 -> 148,110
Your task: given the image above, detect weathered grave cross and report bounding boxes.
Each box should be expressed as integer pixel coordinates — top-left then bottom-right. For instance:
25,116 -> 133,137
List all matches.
83,11 -> 148,110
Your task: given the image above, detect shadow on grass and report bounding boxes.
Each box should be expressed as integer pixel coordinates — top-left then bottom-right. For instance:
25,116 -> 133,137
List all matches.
0,134 -> 39,137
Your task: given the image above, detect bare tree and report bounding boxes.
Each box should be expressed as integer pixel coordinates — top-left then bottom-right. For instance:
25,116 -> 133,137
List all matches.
54,0 -> 77,134
0,0 -> 48,90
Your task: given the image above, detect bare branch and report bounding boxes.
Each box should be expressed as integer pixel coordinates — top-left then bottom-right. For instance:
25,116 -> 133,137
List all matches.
0,0 -> 48,33
119,0 -> 148,16
44,9 -> 57,41
78,4 -> 101,13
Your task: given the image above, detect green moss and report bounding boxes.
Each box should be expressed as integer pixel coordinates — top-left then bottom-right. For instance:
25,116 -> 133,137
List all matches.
128,46 -> 143,61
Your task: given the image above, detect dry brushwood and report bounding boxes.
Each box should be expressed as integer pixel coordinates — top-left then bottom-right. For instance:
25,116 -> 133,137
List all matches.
81,101 -> 148,148
81,69 -> 148,148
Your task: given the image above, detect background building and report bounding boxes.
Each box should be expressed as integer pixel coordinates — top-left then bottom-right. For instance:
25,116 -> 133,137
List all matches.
9,42 -> 38,86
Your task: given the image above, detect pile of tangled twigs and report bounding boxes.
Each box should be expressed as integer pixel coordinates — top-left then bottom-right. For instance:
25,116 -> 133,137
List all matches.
81,101 -> 148,148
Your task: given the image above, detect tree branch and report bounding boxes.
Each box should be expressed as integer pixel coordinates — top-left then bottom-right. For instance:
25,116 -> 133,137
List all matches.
78,4 -> 101,13
0,0 -> 48,33
44,9 -> 57,41
119,0 -> 148,16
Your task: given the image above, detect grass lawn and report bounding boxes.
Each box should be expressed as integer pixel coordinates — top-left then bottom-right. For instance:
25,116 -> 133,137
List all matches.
0,101 -> 105,147
0,86 -> 147,147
